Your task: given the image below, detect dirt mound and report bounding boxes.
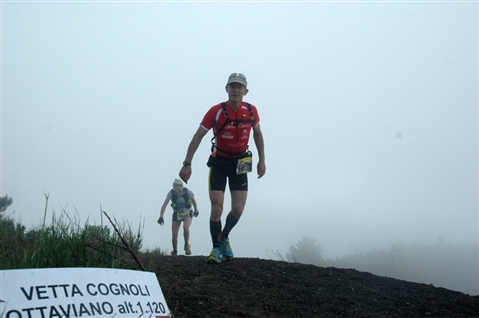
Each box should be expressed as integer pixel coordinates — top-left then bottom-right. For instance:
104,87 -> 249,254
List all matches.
150,256 -> 479,317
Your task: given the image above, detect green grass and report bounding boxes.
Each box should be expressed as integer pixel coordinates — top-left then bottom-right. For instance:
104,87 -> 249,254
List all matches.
0,197 -> 166,271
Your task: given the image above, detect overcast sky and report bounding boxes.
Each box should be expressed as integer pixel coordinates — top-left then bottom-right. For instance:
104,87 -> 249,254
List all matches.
1,1 -> 477,260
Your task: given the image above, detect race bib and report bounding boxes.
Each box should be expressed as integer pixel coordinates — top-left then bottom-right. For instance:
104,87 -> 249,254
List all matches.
236,156 -> 252,174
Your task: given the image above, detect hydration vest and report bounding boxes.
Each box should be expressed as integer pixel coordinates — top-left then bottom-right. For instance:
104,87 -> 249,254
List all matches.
170,188 -> 192,210
210,102 -> 256,157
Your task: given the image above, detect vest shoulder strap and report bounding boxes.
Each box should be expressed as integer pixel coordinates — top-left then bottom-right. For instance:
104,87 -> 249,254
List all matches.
246,103 -> 256,126
171,188 -> 190,203
216,102 -> 255,135
210,102 -> 256,155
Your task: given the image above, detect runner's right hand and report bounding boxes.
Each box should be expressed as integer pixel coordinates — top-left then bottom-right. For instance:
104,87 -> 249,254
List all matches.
179,165 -> 192,183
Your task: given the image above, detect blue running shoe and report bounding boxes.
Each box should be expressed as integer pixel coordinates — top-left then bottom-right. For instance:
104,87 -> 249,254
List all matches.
219,238 -> 234,260
206,247 -> 222,264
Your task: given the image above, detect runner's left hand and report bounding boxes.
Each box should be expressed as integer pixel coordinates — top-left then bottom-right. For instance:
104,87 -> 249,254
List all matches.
257,160 -> 266,179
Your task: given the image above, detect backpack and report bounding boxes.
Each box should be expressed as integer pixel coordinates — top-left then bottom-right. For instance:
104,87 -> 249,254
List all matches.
210,102 -> 256,156
170,188 -> 192,210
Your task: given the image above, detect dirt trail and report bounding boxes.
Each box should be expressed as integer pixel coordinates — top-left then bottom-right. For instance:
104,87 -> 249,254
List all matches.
150,256 -> 479,317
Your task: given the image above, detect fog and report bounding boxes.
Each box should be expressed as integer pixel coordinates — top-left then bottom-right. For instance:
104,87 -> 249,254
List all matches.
2,1 -> 477,294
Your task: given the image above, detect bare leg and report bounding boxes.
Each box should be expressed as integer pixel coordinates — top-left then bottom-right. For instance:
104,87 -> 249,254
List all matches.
182,217 -> 192,247
171,221 -> 181,252
209,190 -> 224,247
230,190 -> 247,219
209,190 -> 225,222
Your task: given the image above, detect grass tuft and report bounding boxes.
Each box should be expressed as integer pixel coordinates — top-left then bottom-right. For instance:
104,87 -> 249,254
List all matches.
0,196 -> 166,270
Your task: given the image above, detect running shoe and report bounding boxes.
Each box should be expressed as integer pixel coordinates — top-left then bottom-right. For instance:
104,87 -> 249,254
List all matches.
170,250 -> 177,256
206,247 -> 222,264
219,237 -> 234,260
184,244 -> 192,255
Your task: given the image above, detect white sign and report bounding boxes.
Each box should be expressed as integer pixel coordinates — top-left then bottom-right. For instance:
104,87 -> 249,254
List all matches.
0,268 -> 170,318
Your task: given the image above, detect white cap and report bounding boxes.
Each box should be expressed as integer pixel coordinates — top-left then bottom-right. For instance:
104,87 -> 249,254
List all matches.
173,179 -> 183,188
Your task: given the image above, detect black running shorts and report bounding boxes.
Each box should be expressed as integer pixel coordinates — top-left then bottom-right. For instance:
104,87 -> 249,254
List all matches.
208,156 -> 248,192
172,210 -> 193,222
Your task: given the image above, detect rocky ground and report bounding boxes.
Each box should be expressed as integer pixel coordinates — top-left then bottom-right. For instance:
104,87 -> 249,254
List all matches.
150,255 -> 479,318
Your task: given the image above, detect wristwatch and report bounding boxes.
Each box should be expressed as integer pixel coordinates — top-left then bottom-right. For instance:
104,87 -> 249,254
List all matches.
183,161 -> 191,167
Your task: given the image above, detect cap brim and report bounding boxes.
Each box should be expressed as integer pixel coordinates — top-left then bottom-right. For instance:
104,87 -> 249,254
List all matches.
227,80 -> 247,87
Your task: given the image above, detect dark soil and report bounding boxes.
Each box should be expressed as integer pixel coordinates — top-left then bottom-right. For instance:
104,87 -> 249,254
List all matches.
150,255 -> 479,318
